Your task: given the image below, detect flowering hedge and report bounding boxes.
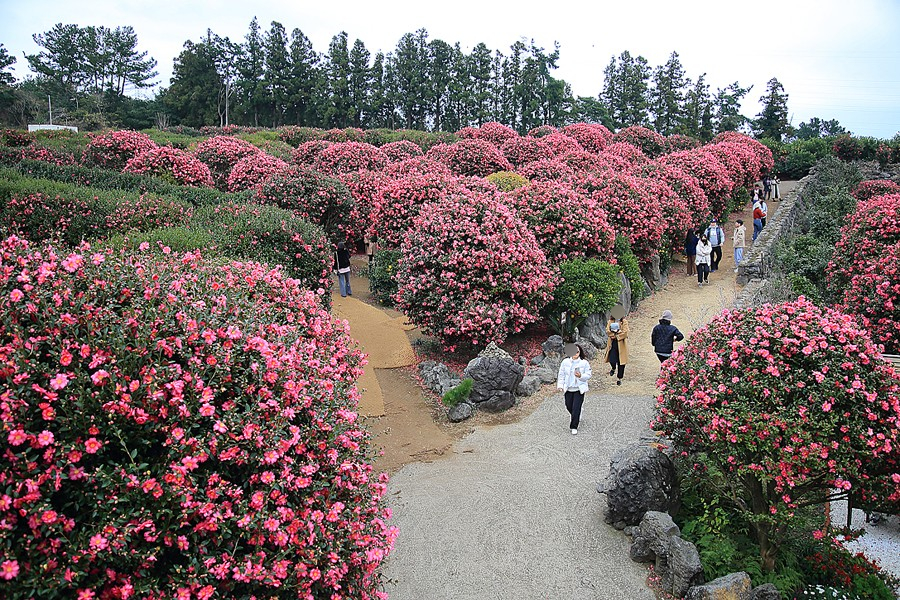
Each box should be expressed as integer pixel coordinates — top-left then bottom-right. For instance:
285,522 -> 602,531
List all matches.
123,147 -> 215,188
474,122 -> 519,146
105,194 -> 193,234
0,236 -> 396,599
601,142 -> 649,168
665,134 -> 701,153
850,179 -> 900,202
277,126 -> 326,146
711,132 -> 774,175
291,140 -> 333,166
227,152 -> 290,192
509,181 -> 615,262
517,158 -> 575,182
256,169 -> 356,243
833,135 -> 863,161
656,297 -> 900,569
499,136 -> 552,167
540,132 -> 584,157
336,169 -> 390,243
640,162 -> 710,228
193,136 -> 260,190
706,142 -> 763,190
612,126 -> 667,158
313,142 -> 388,175
382,156 -> 452,178
371,171 -> 458,249
19,146 -> 77,166
561,123 -> 612,153
425,139 -> 512,177
574,171 -> 666,264
395,191 -> 556,350
82,130 -> 158,170
659,150 -> 734,220
558,150 -> 608,173
0,193 -> 105,245
380,140 -> 424,162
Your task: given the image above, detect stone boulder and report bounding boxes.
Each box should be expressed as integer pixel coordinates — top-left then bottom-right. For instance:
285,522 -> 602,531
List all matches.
597,443 -> 679,529
463,356 -> 525,413
418,361 -> 461,396
749,584 -> 780,600
685,572 -> 752,600
515,375 -> 542,397
666,537 -> 704,598
447,402 -> 474,423
530,367 -> 558,385
577,313 -> 607,349
478,342 -> 513,360
641,253 -> 663,290
629,511 -> 679,563
629,511 -> 702,598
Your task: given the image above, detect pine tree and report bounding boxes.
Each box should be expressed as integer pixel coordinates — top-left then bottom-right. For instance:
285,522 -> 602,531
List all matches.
391,29 -> 430,129
427,39 -> 454,131
714,81 -> 753,134
322,32 -> 351,128
237,17 -> 266,126
348,39 -> 371,128
754,77 -> 791,141
263,22 -> 291,127
650,51 -> 687,135
163,40 -> 221,127
601,51 -> 651,129
287,28 -> 321,126
681,73 -> 714,140
468,43 -> 493,126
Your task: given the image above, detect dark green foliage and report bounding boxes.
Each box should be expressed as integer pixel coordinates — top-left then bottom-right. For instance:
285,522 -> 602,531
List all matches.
441,378 -> 473,407
368,249 -> 401,306
613,235 -> 645,303
104,226 -> 217,254
753,78 -> 791,142
546,258 -> 622,340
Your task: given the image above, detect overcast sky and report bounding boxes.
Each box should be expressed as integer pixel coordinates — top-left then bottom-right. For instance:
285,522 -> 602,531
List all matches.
2,0 -> 898,137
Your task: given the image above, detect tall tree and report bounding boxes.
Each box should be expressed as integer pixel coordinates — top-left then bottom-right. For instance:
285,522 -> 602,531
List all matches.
427,39 -> 454,131
714,81 -> 753,134
444,42 -> 470,131
601,51 -> 651,129
237,17 -> 266,126
681,73 -> 714,140
468,43 -> 493,126
754,77 -> 791,141
795,117 -> 847,139
263,22 -> 291,127
163,40 -> 222,127
392,29 -> 430,129
368,51 -> 396,128
569,96 -> 614,128
286,28 -> 320,126
650,51 -> 688,135
0,44 -> 16,86
347,38 -> 371,128
321,32 -> 351,128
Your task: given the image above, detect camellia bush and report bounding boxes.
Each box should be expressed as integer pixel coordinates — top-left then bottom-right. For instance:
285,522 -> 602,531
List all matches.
656,297 -> 900,572
484,171 -> 530,192
123,146 -> 215,188
227,152 -> 290,192
193,135 -> 260,190
312,142 -> 388,175
850,179 -> 900,202
290,140 -> 333,166
82,130 -> 158,170
0,236 -> 396,599
380,140 -> 423,162
425,139 -> 512,177
0,192 -> 105,245
473,121 -> 518,147
395,190 -> 556,350
104,194 -> 194,234
516,158 -> 575,182
499,136 -> 552,167
659,149 -> 734,220
561,123 -> 612,153
370,170 -> 458,249
612,125 -> 667,158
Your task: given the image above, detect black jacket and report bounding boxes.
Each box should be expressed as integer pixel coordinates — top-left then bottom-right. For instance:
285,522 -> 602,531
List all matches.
651,319 -> 684,356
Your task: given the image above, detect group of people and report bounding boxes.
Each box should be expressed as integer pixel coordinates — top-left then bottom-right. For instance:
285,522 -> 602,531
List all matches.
684,219 -> 748,286
555,310 -> 684,434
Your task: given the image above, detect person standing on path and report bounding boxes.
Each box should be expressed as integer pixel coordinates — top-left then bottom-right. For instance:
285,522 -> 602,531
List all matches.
684,227 -> 699,276
651,310 -> 684,364
695,234 -> 712,286
334,242 -> 352,297
704,220 -> 725,272
604,317 -> 629,386
752,200 -> 765,241
556,343 -> 592,435
760,197 -> 769,228
364,235 -> 378,265
772,174 -> 780,200
733,219 -> 746,272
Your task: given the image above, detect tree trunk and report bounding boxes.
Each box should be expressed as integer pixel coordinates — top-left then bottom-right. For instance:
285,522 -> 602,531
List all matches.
747,476 -> 777,572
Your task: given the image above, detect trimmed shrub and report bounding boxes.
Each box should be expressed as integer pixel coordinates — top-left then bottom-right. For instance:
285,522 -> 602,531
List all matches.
561,123 -> 612,153
833,135 -> 863,161
0,236 -> 396,598
527,125 -> 558,138
499,136 -> 553,167
381,140 -> 424,162
194,202 -> 333,299
602,142 -> 649,167
291,140 -> 333,166
835,242 -> 900,353
395,191 -> 556,351
383,156 -> 452,178
371,171 -> 458,249
103,194 -> 194,234
612,126 -> 667,158
851,179 -> 900,202
105,226 -> 217,254
541,132 -> 584,157
256,169 -> 356,243
369,249 -> 402,306
0,192 -> 105,245
278,125 -> 326,146
426,139 -> 512,177
517,158 -> 575,182
640,162 -> 711,228
336,169 -> 390,243
477,122 -> 519,146
193,135 -> 260,190
123,146 -> 215,188
546,258 -> 622,339
82,130 -> 158,170
313,142 -> 388,175
442,378 -> 474,407
485,171 -> 530,192
1,129 -> 33,147
665,134 -> 701,153
227,152 -> 290,192
659,150 -> 734,220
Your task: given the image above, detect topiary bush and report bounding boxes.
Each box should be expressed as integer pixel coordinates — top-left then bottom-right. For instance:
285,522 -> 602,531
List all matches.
0,192 -> 106,245
659,149 -> 734,220
540,132 -> 584,157
545,257 -> 622,339
103,194 -> 194,234
601,142 -> 649,167
832,135 -> 862,161
380,140 -> 424,162
561,123 -> 612,153
516,158 -> 575,182
476,122 -> 519,146
193,135 -> 260,190
371,170 -> 458,249
395,191 -> 556,351
82,130 -> 158,170
104,226 -> 217,255
226,152 -> 290,192
123,146 -> 215,188
256,168 -> 356,244
277,125 -> 326,146
368,249 -> 401,306
850,179 -> 900,202
664,134 -> 701,153
656,297 -> 900,572
425,139 -> 513,177
499,136 -> 553,167
612,126 -> 667,158
313,142 -> 388,175
0,236 -> 396,599
485,170 -> 530,192
527,125 -> 558,138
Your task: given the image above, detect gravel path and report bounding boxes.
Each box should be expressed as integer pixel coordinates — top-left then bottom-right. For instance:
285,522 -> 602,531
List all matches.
381,388 -> 657,600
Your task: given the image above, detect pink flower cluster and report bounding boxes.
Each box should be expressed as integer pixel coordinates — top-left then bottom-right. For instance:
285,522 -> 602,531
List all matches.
561,123 -> 612,153
291,140 -> 333,166
227,152 -> 290,192
82,130 -> 158,170
612,126 -> 667,158
0,193 -> 96,243
313,142 -> 388,175
371,170 -> 459,249
105,194 -> 194,234
500,136 -> 553,167
193,135 -> 261,190
0,236 -> 396,598
123,146 -> 215,188
851,179 -> 900,202
517,158 -> 575,182
394,191 -> 556,350
656,296 -> 900,515
380,140 -> 424,162
659,149 -> 734,219
426,138 -> 513,177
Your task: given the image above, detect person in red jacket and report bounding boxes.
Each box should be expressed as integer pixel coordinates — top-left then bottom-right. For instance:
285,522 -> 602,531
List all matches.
752,200 -> 765,241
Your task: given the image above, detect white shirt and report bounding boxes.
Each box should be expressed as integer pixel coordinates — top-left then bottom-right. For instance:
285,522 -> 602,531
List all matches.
556,357 -> 592,392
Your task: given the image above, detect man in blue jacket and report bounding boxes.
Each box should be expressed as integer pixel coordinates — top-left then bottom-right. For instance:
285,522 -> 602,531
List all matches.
704,220 -> 725,272
651,310 -> 685,364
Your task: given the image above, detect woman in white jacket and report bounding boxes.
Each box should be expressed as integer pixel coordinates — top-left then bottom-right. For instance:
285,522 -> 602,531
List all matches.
556,343 -> 593,435
695,234 -> 712,286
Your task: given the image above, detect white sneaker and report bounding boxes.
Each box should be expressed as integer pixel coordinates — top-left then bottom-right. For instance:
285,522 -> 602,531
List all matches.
571,429 -> 578,435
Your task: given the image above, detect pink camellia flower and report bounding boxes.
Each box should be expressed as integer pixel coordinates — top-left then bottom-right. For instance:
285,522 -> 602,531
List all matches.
62,253 -> 84,273
9,288 -> 24,302
90,370 -> 110,386
89,534 -> 109,551
0,559 -> 19,580
37,430 -> 55,447
90,253 -> 105,265
50,373 -> 69,390
41,510 -> 58,524
8,430 -> 27,446
84,438 -> 102,454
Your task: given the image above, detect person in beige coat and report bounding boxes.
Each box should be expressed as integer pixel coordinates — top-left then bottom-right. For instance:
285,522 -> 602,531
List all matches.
733,219 -> 746,272
603,316 -> 629,385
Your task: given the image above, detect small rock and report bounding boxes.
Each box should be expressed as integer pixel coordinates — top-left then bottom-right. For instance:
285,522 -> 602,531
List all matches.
531,367 -> 557,384
685,572 -> 752,600
516,375 -> 542,397
541,334 -> 565,356
478,342 -> 513,360
479,391 -> 516,412
629,511 -> 680,563
447,402 -> 474,423
749,583 -> 780,600
530,354 -> 545,366
667,536 -> 703,597
575,340 -> 598,360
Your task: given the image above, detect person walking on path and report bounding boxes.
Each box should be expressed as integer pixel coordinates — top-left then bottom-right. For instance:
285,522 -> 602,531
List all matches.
695,234 -> 712,286
760,197 -> 769,228
334,242 -> 353,297
763,175 -> 772,200
364,235 -> 378,265
772,174 -> 780,200
556,343 -> 592,435
651,310 -> 684,364
704,220 -> 725,272
752,200 -> 765,241
733,219 -> 747,272
604,317 -> 629,386
684,227 -> 699,276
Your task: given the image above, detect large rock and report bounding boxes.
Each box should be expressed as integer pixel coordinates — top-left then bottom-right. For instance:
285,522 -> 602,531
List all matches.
464,356 -> 525,412
618,271 -> 633,313
516,375 -> 542,397
629,511 -> 679,563
419,361 -> 461,396
749,583 -> 780,600
597,443 -> 679,529
666,536 -> 703,598
447,402 -> 474,423
630,512 -> 702,598
641,253 -> 663,290
577,313 -> 608,349
575,339 -> 598,360
685,572 -> 752,600
531,367 -> 557,385
541,335 -> 565,357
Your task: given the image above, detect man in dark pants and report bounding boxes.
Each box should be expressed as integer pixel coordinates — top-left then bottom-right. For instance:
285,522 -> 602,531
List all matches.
651,310 -> 685,364
704,219 -> 725,272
